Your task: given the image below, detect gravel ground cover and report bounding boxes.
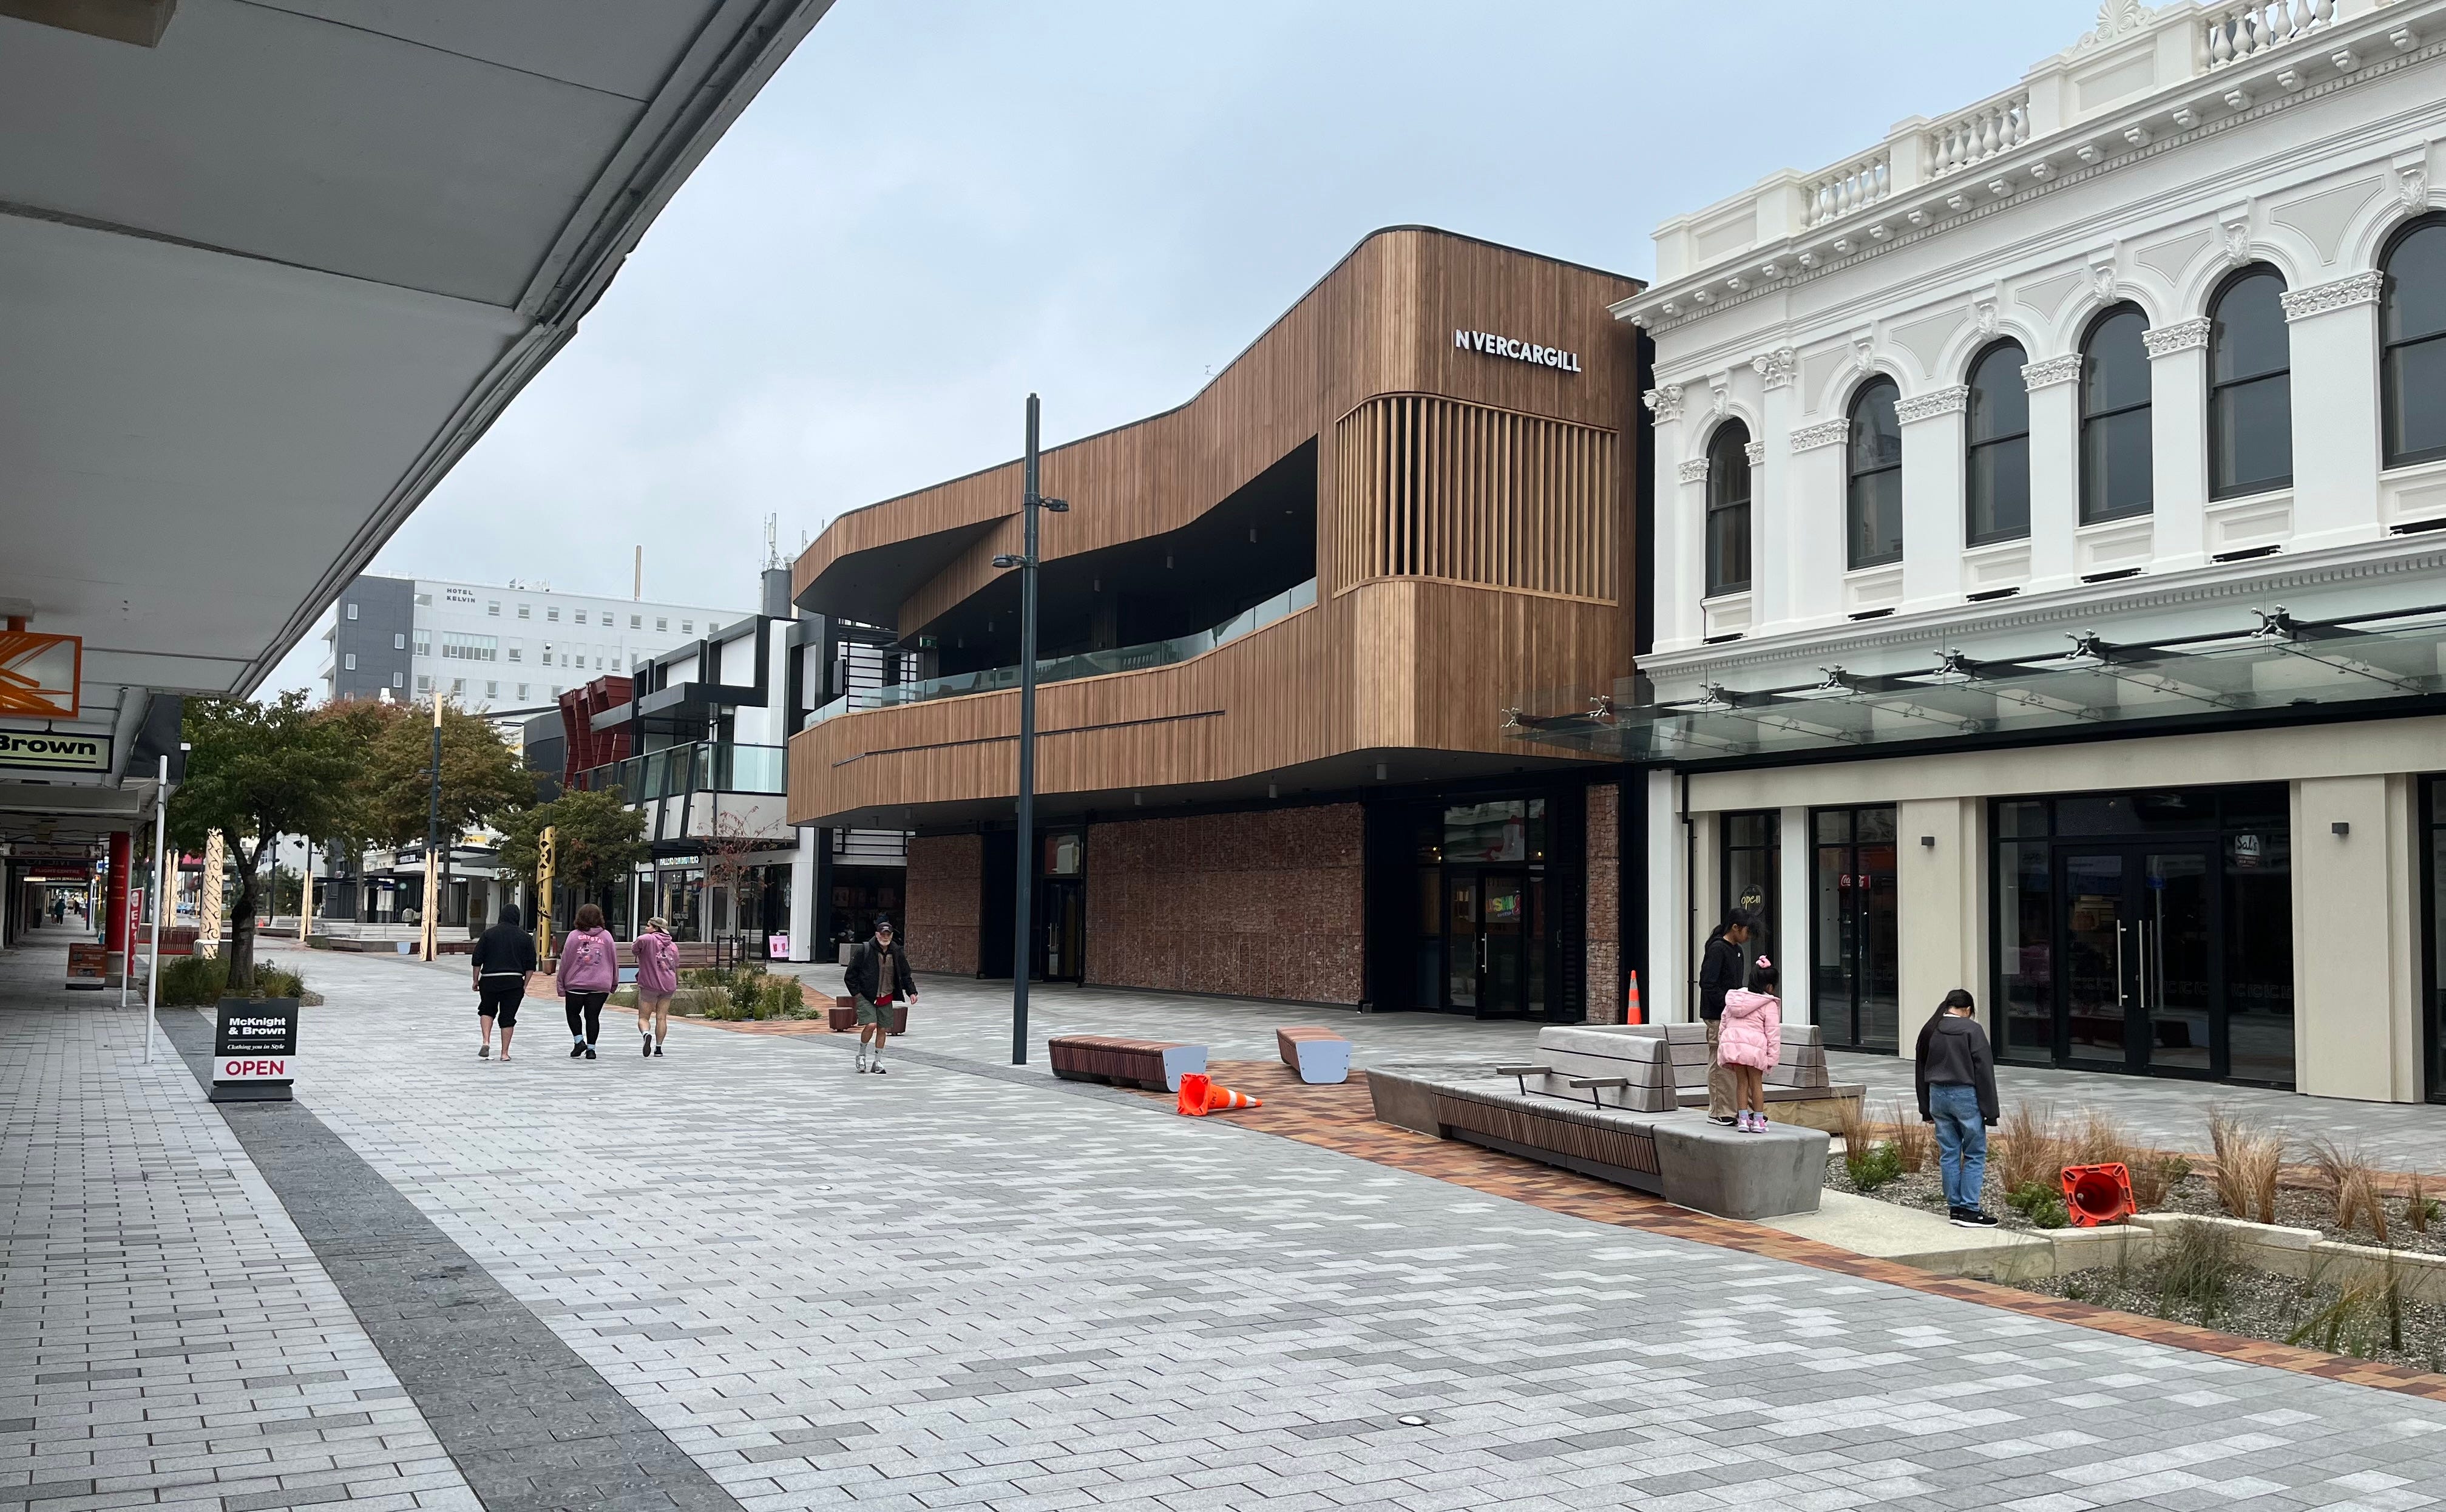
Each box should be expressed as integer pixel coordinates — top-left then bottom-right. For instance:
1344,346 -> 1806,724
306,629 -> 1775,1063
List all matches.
2021,1255 -> 2446,1373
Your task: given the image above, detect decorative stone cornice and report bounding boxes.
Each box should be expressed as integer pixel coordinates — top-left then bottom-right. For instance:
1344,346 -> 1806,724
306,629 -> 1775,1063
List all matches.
2280,271 -> 2384,321
1644,384 -> 1686,422
1676,458 -> 1710,485
1894,385 -> 1970,423
1751,348 -> 1798,390
2021,354 -> 2082,389
1744,441 -> 1767,466
2141,317 -> 2211,356
1790,418 -> 1851,452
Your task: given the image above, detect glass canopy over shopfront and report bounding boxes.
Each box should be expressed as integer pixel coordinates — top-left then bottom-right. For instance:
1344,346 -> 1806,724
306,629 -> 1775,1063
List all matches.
1507,602 -> 2446,762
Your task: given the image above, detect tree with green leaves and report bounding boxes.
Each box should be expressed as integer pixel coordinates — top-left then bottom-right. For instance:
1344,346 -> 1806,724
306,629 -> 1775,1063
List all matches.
496,787 -> 649,933
351,700 -> 533,929
168,693 -> 356,991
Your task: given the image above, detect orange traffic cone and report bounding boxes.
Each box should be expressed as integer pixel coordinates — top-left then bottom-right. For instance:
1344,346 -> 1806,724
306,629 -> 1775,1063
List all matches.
1203,1082 -> 1262,1113
1624,971 -> 1644,1026
2061,1162 -> 2135,1226
1175,1071 -> 1212,1117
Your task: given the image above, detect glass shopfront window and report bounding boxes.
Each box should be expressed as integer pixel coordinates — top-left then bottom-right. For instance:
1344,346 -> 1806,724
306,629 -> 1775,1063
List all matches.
1990,784 -> 2292,1086
1812,806 -> 1900,1052
1721,811 -> 1779,964
1398,793 -> 1567,1020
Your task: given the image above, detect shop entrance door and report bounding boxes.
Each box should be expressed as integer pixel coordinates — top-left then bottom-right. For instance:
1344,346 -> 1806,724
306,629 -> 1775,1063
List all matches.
1811,807 -> 1900,1052
1445,870 -> 1532,1017
2056,845 -> 2220,1076
1035,879 -> 1084,983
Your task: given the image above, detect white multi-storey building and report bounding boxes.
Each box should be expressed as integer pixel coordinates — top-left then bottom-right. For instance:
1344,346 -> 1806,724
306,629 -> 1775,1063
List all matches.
1584,0 -> 2446,1101
318,574 -> 746,711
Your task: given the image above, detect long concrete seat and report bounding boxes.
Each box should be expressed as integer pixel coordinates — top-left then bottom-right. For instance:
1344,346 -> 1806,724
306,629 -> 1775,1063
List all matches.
1275,1026 -> 1351,1085
1495,1025 -> 1678,1113
1367,1068 -> 1826,1220
1048,1034 -> 1205,1093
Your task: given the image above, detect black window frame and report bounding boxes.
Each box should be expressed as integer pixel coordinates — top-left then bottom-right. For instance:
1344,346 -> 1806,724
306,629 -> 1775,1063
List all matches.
1845,377 -> 1903,570
2207,263 -> 2294,500
2079,302 -> 2154,524
1964,338 -> 2031,546
1704,420 -> 1753,597
2383,214 -> 2446,471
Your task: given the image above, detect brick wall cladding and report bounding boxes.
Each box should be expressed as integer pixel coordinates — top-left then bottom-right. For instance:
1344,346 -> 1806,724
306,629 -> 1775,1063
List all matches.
904,833 -> 981,975
1086,804 -> 1364,1003
1585,782 -> 1620,1023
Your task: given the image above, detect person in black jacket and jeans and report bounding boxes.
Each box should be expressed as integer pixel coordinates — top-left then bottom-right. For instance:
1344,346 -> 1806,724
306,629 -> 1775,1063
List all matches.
1698,909 -> 1752,1127
470,904 -> 538,1062
844,917 -> 916,1075
1916,988 -> 2001,1228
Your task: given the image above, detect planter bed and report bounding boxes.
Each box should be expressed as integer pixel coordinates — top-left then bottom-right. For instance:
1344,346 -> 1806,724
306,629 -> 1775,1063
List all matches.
2021,1252 -> 2446,1374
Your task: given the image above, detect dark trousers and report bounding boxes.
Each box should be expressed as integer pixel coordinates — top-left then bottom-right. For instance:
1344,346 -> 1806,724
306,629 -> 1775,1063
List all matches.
565,991 -> 608,1044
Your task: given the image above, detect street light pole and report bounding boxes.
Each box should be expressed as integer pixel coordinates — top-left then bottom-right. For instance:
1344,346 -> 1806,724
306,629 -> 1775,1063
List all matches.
994,393 -> 1066,1065
420,693 -> 442,961
144,753 -> 166,1066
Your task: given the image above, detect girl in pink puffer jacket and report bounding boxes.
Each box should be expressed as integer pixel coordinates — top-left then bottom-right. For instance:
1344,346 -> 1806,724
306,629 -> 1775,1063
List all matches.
1715,955 -> 1783,1133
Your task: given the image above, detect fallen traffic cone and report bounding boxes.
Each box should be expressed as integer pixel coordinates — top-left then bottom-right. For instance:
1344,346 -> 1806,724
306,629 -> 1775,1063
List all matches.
1203,1082 -> 1262,1113
1175,1071 -> 1213,1117
2061,1162 -> 2135,1227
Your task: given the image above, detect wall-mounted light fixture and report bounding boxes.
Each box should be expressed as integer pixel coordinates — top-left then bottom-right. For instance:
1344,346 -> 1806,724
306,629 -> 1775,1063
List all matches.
1920,835 -> 1936,848
2333,821 -> 2351,836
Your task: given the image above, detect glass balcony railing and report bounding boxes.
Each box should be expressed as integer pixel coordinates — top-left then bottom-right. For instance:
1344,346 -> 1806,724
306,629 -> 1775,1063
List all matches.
803,577 -> 1317,730
577,741 -> 785,802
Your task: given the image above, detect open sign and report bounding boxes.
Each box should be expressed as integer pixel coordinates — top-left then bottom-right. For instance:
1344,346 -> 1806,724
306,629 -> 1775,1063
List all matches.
211,997 -> 298,1102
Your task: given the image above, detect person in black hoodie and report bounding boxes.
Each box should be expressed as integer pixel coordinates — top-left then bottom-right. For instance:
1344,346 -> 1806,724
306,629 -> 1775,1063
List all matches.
842,916 -> 916,1075
1915,988 -> 2001,1228
1696,909 -> 1752,1127
470,903 -> 538,1062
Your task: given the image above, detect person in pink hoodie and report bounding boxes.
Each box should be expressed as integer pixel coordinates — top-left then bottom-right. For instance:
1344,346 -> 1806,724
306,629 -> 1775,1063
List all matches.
555,903 -> 618,1060
1714,955 -> 1784,1133
633,916 -> 679,1059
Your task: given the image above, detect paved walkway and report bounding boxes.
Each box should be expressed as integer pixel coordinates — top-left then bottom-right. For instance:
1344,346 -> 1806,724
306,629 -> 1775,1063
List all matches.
13,940 -> 2446,1507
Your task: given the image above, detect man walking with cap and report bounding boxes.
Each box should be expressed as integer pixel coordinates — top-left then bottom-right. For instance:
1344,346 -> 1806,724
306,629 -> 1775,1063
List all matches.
844,914 -> 916,1074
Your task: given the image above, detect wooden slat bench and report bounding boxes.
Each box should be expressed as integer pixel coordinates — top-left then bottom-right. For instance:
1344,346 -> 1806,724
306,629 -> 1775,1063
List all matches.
1367,1068 -> 1827,1221
1048,1035 -> 1205,1093
1275,1026 -> 1351,1085
1610,1023 -> 1865,1130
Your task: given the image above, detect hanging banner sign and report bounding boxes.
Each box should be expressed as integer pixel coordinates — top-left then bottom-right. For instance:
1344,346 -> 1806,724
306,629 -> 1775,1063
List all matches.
212,998 -> 299,1101
0,728 -> 107,771
0,632 -> 81,717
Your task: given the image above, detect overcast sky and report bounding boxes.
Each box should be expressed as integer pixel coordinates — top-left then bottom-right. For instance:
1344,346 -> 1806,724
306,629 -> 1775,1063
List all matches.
262,0 -> 2100,697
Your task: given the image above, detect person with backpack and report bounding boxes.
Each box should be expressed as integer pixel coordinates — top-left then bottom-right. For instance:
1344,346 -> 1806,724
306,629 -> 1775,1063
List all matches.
1696,908 -> 1752,1127
470,902 -> 537,1062
842,915 -> 916,1075
1916,988 -> 2001,1229
1715,955 -> 1783,1133
634,916 -> 679,1058
555,903 -> 618,1060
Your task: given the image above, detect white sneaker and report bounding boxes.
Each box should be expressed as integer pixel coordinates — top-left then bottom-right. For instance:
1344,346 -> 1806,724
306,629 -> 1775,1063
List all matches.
855,1053 -> 867,1073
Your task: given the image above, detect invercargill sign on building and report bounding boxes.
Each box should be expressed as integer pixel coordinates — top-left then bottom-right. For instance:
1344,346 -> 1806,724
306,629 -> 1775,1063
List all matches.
1453,328 -> 1582,373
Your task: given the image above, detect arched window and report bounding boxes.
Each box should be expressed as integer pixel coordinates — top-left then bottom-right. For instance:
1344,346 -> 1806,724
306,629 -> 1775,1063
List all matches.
1704,421 -> 1752,596
1846,378 -> 1903,569
2384,216 -> 2446,469
1965,340 -> 2030,544
2079,303 -> 2152,523
2209,266 -> 2292,498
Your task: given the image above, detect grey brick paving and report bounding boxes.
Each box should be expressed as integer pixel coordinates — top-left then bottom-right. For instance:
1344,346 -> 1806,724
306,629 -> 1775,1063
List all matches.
0,939 -> 478,1512
272,946 -> 2446,1507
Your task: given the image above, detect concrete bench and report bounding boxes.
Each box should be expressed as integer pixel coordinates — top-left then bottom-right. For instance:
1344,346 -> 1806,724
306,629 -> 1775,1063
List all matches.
1496,1025 -> 1679,1113
1048,1035 -> 1206,1093
1603,1023 -> 1864,1131
1367,1068 -> 1826,1221
1275,1026 -> 1351,1085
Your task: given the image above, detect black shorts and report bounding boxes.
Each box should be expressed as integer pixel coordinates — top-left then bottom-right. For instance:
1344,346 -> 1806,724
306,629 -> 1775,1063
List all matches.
478,981 -> 524,1026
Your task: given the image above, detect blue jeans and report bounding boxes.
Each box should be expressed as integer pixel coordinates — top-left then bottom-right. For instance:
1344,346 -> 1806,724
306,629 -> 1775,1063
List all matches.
1928,1083 -> 1987,1211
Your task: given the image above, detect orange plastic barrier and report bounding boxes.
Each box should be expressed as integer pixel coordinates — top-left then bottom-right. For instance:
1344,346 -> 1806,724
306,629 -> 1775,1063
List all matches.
2061,1162 -> 2136,1227
1175,1071 -> 1212,1117
1203,1083 -> 1262,1113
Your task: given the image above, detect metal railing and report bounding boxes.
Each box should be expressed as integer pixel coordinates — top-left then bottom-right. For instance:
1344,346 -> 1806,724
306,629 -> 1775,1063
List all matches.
577,741 -> 786,802
802,577 -> 1318,728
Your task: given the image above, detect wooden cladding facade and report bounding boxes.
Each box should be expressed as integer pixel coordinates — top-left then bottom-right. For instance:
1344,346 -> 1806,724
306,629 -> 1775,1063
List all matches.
787,227 -> 1644,828
1335,394 -> 1618,603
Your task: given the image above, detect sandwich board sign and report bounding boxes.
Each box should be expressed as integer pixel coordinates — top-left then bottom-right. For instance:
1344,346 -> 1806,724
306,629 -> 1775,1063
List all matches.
212,998 -> 299,1102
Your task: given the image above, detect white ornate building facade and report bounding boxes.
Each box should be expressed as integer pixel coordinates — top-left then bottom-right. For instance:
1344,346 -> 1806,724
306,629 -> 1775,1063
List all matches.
1593,0 -> 2446,1100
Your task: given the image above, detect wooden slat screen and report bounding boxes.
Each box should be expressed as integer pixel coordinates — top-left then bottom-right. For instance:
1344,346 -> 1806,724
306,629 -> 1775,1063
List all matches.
1334,394 -> 1617,602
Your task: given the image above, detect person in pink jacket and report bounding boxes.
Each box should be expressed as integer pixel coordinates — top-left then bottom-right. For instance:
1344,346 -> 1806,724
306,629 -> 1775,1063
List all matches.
555,903 -> 618,1060
634,917 -> 679,1059
1714,955 -> 1784,1133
